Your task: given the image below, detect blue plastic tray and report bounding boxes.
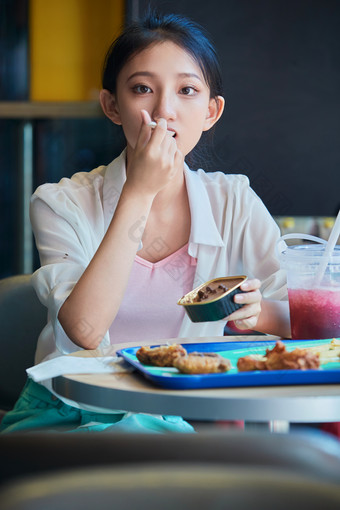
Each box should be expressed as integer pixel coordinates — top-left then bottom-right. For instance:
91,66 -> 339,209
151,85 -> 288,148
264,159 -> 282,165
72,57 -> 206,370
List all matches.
117,339 -> 340,389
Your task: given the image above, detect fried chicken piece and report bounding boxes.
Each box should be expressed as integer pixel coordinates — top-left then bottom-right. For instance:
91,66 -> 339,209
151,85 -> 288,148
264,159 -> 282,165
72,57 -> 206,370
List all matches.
237,356 -> 267,372
265,340 -> 320,370
173,352 -> 231,374
136,344 -> 187,367
237,340 -> 320,372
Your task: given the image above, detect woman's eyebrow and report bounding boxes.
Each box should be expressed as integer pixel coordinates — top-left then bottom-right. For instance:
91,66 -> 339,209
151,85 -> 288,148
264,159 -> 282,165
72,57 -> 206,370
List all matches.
178,72 -> 202,81
126,71 -> 202,82
127,71 -> 154,82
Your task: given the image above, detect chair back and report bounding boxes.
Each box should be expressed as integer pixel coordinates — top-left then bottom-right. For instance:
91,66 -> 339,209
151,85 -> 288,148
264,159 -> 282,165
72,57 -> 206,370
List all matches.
0,274 -> 46,410
1,463 -> 340,510
1,430 -> 340,485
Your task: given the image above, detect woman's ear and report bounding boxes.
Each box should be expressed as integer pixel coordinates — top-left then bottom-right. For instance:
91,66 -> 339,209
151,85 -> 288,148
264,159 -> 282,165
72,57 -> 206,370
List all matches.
203,95 -> 225,131
99,89 -> 122,125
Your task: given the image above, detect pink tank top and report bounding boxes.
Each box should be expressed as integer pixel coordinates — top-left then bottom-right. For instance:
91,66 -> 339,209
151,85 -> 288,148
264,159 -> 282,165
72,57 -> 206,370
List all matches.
109,244 -> 197,344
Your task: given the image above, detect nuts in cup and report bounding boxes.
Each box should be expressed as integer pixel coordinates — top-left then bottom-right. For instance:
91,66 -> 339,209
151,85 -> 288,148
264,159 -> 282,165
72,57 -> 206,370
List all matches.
177,276 -> 247,322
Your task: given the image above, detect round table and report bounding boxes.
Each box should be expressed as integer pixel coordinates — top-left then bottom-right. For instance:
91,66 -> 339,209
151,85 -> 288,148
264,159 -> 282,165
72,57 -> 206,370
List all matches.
52,336 -> 340,432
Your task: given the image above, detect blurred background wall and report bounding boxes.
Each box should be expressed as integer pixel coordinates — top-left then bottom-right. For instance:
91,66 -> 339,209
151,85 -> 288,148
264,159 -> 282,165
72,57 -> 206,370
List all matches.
0,0 -> 125,277
0,0 -> 339,277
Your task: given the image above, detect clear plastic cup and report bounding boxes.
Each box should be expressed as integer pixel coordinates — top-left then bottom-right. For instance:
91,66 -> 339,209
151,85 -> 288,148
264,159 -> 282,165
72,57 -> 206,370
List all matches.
278,235 -> 340,340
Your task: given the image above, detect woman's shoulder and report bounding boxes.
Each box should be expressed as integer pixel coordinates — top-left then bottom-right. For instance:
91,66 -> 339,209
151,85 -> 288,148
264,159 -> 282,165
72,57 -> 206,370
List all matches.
31,165 -> 107,203
195,168 -> 249,186
195,168 -> 249,185
187,167 -> 265,214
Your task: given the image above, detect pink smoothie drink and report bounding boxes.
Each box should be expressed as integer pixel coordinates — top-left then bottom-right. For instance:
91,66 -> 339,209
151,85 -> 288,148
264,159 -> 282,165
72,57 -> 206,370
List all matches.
288,288 -> 340,339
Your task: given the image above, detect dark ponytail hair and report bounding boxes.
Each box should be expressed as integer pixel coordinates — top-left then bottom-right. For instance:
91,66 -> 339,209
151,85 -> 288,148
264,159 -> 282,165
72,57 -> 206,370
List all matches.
102,11 -> 223,99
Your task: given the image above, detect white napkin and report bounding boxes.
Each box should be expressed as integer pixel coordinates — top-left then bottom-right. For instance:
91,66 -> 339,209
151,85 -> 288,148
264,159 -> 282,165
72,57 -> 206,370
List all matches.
26,355 -> 134,382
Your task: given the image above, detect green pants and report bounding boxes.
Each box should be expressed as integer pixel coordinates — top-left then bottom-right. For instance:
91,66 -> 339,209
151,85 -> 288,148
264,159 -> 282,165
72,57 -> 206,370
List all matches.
0,379 -> 194,434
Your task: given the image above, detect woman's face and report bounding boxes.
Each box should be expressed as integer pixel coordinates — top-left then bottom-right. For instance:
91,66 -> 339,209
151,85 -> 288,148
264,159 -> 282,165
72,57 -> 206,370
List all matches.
110,41 -> 222,157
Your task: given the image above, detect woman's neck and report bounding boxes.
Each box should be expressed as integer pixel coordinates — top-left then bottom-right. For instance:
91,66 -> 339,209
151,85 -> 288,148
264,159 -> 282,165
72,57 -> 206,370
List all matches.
140,171 -> 191,262
151,169 -> 187,213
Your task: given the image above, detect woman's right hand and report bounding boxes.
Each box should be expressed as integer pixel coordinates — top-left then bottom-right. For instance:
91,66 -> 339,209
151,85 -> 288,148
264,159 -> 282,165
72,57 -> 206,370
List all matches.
124,109 -> 184,199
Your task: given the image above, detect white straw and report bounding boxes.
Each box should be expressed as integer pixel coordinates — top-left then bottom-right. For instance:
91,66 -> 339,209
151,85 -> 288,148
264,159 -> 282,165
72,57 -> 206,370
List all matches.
314,209 -> 340,286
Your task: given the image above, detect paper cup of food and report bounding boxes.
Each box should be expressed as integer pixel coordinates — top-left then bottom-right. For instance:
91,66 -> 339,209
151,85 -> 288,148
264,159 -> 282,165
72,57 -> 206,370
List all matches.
177,275 -> 247,322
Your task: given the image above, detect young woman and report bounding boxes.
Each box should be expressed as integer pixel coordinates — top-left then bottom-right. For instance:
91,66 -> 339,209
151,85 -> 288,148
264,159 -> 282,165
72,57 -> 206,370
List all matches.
1,12 -> 290,434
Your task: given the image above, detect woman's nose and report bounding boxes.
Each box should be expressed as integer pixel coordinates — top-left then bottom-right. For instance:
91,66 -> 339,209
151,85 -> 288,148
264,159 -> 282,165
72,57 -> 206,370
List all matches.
152,93 -> 176,122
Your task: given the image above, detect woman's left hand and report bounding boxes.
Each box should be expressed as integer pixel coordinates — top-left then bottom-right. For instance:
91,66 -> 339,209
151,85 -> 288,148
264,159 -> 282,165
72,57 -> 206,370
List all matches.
226,278 -> 262,330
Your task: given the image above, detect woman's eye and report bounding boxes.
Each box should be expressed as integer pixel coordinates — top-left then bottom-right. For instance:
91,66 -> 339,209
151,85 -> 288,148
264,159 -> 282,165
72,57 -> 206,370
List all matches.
133,84 -> 152,94
180,86 -> 197,96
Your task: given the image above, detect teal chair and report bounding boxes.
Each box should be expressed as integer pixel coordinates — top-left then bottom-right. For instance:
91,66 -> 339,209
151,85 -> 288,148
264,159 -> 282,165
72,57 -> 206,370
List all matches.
0,274 -> 46,414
